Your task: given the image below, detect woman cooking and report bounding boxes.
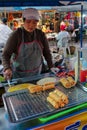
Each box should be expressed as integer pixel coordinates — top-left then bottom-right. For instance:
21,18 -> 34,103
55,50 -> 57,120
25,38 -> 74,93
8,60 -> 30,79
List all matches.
2,8 -> 59,80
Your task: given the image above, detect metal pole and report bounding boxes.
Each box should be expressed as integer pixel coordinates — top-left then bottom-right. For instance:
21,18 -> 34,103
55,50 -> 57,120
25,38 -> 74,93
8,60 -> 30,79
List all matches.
80,2 -> 83,57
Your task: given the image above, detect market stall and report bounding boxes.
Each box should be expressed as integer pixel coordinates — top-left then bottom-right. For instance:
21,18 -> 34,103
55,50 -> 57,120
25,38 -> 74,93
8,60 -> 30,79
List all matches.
1,47 -> 87,129
0,71 -> 87,130
0,1 -> 87,130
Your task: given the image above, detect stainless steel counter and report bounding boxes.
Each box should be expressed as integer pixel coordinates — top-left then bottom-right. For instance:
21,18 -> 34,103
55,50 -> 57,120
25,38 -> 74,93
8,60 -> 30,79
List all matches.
0,107 -> 41,130
0,107 -> 27,130
0,107 -> 12,130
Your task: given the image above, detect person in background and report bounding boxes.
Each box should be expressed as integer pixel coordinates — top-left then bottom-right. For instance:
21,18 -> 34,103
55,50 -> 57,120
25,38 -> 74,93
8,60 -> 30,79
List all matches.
2,8 -> 59,80
54,13 -> 60,33
0,17 -> 12,47
9,22 -> 14,30
0,17 -> 12,62
60,18 -> 66,31
55,25 -> 71,56
54,18 -> 60,33
13,20 -> 19,30
74,17 -> 79,43
49,19 -> 54,31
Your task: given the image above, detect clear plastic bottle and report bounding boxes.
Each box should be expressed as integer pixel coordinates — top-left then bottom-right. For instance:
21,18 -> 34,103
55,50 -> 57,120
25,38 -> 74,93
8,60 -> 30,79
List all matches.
75,58 -> 82,82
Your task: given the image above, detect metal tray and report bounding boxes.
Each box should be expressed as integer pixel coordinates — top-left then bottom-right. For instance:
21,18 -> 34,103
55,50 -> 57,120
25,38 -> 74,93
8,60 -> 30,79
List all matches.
78,82 -> 87,92
2,89 -> 55,123
2,81 -> 87,123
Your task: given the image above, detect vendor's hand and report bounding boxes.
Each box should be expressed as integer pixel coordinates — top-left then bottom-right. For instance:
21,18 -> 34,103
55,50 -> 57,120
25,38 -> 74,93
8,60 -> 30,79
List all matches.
50,67 -> 59,74
4,68 -> 12,80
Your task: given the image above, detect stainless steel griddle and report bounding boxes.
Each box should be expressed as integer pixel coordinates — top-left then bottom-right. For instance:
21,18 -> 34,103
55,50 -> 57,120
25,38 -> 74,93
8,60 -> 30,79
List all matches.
2,80 -> 87,123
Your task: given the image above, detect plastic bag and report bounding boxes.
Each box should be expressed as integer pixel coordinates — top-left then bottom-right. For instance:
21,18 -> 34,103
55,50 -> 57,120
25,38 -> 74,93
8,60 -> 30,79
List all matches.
72,31 -> 76,37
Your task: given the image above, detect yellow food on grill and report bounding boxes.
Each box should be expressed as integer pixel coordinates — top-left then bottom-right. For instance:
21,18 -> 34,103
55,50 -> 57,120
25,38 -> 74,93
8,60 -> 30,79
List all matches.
54,89 -> 69,104
8,83 -> 30,92
60,76 -> 76,88
42,83 -> 55,91
8,83 -> 33,92
49,92 -> 62,105
47,89 -> 69,109
60,78 -> 71,88
44,82 -> 55,86
28,85 -> 43,93
47,96 -> 59,109
67,76 -> 76,86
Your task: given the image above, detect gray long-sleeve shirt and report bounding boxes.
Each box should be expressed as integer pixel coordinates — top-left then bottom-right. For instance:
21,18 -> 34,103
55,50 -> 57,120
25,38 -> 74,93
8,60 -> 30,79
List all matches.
2,27 -> 53,71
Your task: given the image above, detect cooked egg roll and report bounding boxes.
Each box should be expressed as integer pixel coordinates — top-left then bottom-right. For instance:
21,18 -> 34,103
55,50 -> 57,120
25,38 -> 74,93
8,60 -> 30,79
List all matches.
28,85 -> 42,93
43,83 -> 55,91
67,76 -> 76,86
35,85 -> 43,92
59,102 -> 65,107
54,89 -> 64,97
47,96 -> 59,109
44,82 -> 55,86
60,78 -> 71,88
62,95 -> 69,104
49,92 -> 62,105
54,89 -> 69,104
28,87 -> 36,93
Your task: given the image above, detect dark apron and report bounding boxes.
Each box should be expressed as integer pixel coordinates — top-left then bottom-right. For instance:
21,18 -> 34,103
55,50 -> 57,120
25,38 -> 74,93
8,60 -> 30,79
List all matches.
11,29 -> 42,78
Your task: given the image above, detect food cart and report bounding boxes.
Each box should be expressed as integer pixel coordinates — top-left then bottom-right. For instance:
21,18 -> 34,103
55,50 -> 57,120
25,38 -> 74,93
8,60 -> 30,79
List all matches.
0,1 -> 87,130
0,71 -> 87,130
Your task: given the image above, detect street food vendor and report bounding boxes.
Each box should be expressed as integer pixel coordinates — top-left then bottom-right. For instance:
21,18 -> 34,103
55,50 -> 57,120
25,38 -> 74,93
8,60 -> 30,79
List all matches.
2,8 -> 59,80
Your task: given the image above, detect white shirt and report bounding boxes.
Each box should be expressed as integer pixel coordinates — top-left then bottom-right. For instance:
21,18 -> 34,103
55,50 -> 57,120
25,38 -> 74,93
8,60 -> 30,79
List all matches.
56,30 -> 71,48
0,23 -> 12,46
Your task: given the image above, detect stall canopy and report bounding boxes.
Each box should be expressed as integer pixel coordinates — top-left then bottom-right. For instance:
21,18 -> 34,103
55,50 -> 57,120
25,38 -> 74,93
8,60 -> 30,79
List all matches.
0,1 -> 86,11
53,1 -> 87,12
0,0 -> 62,7
0,0 -> 86,7
0,1 -> 86,12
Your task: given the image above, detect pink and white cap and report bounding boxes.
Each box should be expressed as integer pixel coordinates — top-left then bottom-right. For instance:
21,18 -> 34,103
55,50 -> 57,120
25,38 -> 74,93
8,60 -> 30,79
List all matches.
22,8 -> 40,21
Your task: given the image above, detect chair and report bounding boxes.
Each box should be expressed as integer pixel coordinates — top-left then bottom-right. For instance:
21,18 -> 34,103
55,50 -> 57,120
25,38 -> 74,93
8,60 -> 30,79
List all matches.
61,36 -> 71,57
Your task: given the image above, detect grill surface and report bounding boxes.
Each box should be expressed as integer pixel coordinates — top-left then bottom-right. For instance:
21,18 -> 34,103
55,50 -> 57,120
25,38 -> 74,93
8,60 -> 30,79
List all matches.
2,81 -> 87,123
3,89 -> 55,123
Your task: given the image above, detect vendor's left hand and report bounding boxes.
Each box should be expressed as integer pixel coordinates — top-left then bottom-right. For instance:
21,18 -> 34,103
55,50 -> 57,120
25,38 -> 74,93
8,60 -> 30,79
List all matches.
50,67 -> 59,74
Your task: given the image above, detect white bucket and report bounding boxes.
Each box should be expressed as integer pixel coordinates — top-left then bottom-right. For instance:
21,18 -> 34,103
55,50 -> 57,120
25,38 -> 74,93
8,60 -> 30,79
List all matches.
69,56 -> 77,70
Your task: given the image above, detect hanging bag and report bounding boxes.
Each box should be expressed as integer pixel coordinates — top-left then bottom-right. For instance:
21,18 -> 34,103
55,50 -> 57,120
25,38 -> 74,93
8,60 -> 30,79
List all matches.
72,31 -> 76,37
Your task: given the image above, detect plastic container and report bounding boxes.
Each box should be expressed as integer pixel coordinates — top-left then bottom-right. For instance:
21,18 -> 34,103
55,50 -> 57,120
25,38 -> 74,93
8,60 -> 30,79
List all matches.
82,59 -> 87,70
69,57 -> 77,70
75,57 -> 87,82
80,70 -> 87,82
75,58 -> 82,82
80,59 -> 87,82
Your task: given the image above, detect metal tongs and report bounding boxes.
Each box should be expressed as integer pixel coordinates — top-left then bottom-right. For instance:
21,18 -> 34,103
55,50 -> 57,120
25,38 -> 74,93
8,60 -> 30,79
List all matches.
7,79 -> 11,87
